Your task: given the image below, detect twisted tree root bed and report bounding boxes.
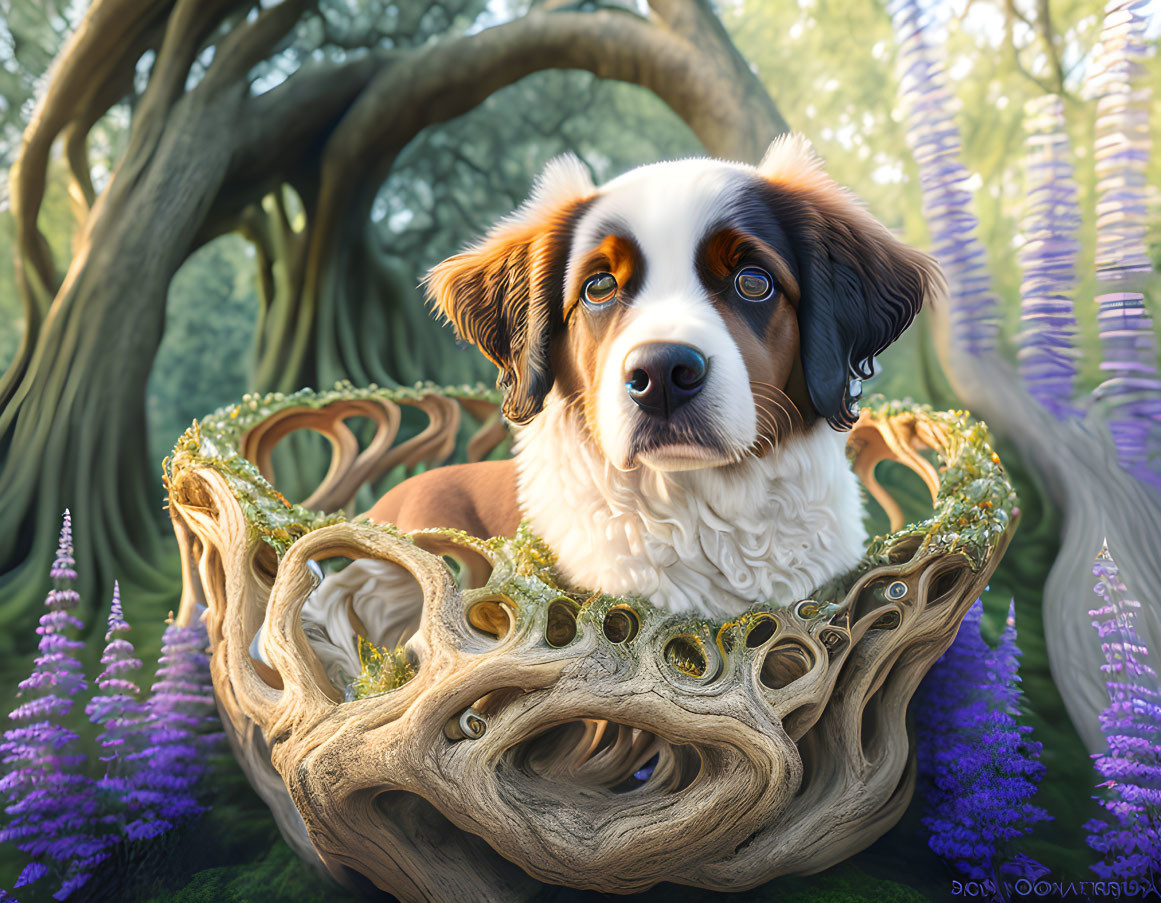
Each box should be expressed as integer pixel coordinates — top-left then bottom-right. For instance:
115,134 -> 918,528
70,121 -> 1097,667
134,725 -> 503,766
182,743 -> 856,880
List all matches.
165,383 -> 1017,901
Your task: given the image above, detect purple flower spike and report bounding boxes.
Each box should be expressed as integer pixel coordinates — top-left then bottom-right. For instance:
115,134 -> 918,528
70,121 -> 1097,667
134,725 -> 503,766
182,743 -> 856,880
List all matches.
1017,95 -> 1083,420
85,581 -> 150,840
48,510 -> 78,584
0,511 -> 109,899
888,0 -> 1002,356
85,582 -> 146,746
1085,542 -> 1161,880
124,616 -> 224,840
915,598 -> 1051,883
1086,0 -> 1161,490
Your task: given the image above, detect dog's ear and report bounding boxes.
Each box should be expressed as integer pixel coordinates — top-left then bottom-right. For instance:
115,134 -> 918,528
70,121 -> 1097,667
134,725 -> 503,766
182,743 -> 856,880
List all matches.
758,134 -> 946,429
426,155 -> 594,424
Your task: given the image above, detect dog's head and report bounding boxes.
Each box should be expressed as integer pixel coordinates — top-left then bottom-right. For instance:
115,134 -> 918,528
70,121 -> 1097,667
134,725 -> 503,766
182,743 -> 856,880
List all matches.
427,134 -> 944,472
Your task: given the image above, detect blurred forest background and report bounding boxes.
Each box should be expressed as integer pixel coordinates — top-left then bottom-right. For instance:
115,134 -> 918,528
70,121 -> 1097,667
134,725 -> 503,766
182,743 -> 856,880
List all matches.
0,0 -> 1159,899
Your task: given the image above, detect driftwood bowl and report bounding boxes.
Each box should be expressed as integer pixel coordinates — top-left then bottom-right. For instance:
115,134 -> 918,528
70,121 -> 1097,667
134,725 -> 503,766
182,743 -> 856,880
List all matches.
165,383 -> 1017,902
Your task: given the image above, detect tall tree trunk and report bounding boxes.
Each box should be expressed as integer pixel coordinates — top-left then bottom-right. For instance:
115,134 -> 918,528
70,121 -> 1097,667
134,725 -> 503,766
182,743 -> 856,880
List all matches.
0,83 -> 251,638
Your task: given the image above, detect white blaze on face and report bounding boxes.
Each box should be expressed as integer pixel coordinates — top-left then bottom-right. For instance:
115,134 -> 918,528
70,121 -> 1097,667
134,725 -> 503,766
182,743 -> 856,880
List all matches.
570,160 -> 760,471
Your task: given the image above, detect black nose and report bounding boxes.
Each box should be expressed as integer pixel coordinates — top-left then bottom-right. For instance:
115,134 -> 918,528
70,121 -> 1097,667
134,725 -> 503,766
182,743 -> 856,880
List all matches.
624,342 -> 708,417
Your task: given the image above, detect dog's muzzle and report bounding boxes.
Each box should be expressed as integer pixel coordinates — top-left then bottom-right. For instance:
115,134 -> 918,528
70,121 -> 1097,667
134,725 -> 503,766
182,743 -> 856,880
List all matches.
624,342 -> 708,419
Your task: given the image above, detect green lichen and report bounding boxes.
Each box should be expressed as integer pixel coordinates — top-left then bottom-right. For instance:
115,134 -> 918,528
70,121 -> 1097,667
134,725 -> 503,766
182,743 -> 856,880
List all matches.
350,636 -> 417,697
857,394 -> 1017,573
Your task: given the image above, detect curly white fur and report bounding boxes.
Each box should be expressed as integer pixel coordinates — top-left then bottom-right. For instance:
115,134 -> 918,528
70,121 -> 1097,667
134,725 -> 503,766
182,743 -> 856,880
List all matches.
513,394 -> 868,618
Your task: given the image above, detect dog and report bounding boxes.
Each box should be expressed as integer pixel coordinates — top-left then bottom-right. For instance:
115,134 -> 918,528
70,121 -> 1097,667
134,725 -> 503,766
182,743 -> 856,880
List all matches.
365,134 -> 943,620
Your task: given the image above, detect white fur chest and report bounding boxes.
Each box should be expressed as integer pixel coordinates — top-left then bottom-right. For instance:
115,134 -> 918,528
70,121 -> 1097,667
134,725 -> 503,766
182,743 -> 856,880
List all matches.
512,402 -> 868,619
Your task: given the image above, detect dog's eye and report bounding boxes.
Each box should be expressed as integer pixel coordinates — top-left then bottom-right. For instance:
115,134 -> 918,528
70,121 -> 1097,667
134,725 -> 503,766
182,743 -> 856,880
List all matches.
734,266 -> 775,302
582,273 -> 618,306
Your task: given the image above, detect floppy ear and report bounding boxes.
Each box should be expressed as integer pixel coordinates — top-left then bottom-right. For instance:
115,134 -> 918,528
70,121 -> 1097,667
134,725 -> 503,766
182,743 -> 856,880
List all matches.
758,134 -> 945,429
425,155 -> 593,424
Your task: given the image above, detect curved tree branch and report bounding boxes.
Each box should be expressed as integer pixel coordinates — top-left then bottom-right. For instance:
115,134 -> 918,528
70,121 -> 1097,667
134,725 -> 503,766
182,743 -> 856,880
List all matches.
8,0 -> 172,311
199,52 -> 394,240
201,0 -> 312,94
647,0 -> 790,147
1034,0 -> 1067,96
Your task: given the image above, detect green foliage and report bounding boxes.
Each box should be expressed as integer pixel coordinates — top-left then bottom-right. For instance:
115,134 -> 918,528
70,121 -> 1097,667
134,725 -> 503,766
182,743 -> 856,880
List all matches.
141,842 -> 340,903
762,866 -> 931,903
350,635 -> 416,699
530,862 -> 931,902
0,2 -> 78,174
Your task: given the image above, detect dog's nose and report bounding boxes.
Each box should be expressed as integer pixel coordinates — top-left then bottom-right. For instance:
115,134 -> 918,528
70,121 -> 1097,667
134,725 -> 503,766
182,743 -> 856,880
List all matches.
624,342 -> 708,417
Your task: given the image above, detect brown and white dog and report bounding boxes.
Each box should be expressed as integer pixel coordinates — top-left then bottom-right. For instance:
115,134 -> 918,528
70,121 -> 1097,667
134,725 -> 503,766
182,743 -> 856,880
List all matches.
366,134 -> 943,620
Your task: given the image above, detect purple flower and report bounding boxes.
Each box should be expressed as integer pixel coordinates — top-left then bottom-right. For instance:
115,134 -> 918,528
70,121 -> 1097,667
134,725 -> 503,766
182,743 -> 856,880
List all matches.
84,581 -> 150,846
1085,542 -> 1161,880
124,616 -> 223,839
888,0 -> 1002,355
1017,94 -> 1082,420
0,511 -> 111,899
1086,0 -> 1161,490
915,598 -> 1051,884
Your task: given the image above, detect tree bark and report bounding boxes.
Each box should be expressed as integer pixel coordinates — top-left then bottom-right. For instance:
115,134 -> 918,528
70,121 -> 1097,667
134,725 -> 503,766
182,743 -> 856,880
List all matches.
0,82 -> 249,637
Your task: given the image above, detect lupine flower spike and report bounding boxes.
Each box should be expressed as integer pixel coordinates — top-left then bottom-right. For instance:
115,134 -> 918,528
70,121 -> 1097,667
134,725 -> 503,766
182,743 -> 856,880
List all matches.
86,582 -> 147,817
1017,94 -> 1082,419
1087,0 -> 1161,490
0,511 -> 106,899
888,0 -> 1001,355
915,599 -> 1050,884
125,615 -> 223,840
1084,542 -> 1161,880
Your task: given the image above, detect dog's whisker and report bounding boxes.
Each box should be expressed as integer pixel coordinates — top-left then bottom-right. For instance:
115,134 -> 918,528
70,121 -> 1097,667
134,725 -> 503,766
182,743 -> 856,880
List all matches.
751,389 -> 804,428
751,393 -> 798,441
747,380 -> 803,422
750,382 -> 805,419
751,402 -> 787,442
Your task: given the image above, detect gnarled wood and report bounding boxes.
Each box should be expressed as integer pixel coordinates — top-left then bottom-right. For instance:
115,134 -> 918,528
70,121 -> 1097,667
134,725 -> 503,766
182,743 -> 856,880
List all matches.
168,388 -> 1015,901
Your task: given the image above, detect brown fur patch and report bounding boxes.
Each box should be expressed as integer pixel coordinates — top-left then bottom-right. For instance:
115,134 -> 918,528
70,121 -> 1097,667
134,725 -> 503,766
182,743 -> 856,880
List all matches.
366,459 -> 521,538
548,233 -> 646,452
425,197 -> 594,424
552,292 -> 631,453
565,234 -> 644,321
700,228 -> 800,307
717,299 -> 813,456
